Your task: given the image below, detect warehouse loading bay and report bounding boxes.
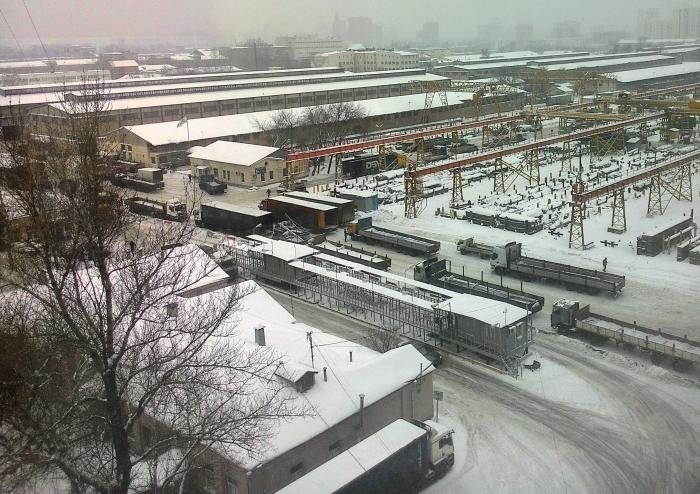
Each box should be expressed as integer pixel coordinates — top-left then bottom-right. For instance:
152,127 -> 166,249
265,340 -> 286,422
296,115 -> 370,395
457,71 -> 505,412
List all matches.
133,87 -> 700,493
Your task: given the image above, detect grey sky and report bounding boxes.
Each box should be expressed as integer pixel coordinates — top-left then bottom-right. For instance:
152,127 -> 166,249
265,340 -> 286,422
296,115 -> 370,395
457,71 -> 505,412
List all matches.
0,0 -> 693,47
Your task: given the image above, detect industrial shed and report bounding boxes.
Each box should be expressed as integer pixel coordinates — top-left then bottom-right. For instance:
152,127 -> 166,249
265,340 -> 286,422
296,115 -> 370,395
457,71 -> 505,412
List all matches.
189,141 -> 287,186
197,201 -> 273,235
260,195 -> 339,232
283,191 -> 356,224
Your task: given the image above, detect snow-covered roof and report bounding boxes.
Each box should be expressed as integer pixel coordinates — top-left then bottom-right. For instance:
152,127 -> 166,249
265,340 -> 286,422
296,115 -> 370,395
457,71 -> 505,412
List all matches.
277,419 -> 426,494
265,195 -> 337,212
246,235 -> 317,261
116,91 -> 469,146
189,141 -> 281,166
109,60 -> 139,67
226,281 -> 433,467
201,200 -> 272,217
51,70 -> 446,112
537,54 -> 674,71
435,293 -> 529,326
283,191 -> 354,205
336,188 -> 378,198
610,62 -> 700,82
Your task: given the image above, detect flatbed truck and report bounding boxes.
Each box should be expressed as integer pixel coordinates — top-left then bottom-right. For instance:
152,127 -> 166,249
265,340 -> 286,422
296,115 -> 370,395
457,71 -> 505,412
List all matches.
346,218 -> 440,255
551,299 -> 700,370
491,242 -> 625,295
415,258 -> 544,313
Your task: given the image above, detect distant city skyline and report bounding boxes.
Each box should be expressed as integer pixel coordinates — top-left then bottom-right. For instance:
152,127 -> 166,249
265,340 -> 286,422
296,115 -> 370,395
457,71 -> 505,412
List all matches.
0,0 -> 696,49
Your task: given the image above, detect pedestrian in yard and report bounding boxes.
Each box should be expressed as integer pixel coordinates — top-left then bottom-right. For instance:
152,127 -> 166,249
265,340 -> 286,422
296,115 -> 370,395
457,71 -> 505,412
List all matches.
603,257 -> 608,272
267,188 -> 271,198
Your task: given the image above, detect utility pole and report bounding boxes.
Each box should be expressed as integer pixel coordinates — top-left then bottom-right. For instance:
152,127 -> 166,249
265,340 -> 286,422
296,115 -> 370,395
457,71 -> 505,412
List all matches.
307,331 -> 315,368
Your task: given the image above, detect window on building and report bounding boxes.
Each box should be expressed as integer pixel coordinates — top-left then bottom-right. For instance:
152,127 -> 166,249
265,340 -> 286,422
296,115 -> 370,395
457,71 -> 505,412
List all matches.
120,144 -> 126,151
127,145 -> 132,151
269,170 -> 274,180
240,173 -> 245,182
213,168 -> 219,178
150,156 -> 156,164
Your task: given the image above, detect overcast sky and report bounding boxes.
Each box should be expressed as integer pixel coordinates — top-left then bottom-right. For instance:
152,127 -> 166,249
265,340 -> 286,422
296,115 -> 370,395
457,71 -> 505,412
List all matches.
0,0 -> 693,47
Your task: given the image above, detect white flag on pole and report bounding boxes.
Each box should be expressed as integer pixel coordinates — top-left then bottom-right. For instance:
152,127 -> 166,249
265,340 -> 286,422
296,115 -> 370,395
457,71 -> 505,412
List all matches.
177,116 -> 188,127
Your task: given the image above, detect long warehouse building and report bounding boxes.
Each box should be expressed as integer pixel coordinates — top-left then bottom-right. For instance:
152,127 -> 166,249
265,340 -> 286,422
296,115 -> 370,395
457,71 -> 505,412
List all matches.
4,68 -> 450,133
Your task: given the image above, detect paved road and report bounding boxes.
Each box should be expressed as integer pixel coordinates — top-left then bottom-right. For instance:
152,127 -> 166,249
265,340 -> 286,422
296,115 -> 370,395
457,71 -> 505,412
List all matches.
271,289 -> 700,494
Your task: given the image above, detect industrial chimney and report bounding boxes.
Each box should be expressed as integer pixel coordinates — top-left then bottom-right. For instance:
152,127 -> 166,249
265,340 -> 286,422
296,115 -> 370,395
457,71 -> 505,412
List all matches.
254,325 -> 266,346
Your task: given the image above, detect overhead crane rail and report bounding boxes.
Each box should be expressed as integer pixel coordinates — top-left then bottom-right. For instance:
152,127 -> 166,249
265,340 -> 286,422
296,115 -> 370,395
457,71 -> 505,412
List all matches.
286,114 -> 520,161
410,112 -> 664,178
573,150 -> 700,204
529,110 -> 631,121
568,150 -> 698,247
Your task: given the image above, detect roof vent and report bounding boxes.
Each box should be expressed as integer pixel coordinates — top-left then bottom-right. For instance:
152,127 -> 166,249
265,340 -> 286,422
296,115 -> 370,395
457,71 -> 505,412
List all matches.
254,325 -> 266,346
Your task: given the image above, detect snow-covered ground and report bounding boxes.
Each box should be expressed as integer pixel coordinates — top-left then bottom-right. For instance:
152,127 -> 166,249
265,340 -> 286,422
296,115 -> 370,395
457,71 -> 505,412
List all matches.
332,129 -> 700,339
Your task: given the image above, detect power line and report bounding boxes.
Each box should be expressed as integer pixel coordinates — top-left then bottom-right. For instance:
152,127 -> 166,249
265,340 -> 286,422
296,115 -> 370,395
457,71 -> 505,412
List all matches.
0,7 -> 25,58
22,0 -> 48,59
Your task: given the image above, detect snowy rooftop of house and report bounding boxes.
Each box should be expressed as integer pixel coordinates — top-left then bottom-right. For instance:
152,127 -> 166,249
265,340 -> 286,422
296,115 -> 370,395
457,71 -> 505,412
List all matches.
115,91 -> 470,146
223,280 -> 433,468
276,419 -> 426,494
189,141 -> 281,166
609,62 -> 700,82
201,201 -> 272,217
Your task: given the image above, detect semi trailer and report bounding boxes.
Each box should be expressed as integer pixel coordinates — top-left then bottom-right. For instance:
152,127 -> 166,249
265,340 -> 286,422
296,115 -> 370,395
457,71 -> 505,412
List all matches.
346,217 -> 440,255
277,418 -> 455,494
490,242 -> 625,295
551,299 -> 700,370
415,258 -> 544,313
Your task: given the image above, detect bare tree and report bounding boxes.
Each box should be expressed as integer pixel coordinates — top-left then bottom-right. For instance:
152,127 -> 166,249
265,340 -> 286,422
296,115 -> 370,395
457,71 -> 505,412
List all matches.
252,108 -> 302,149
364,326 -> 402,354
0,80 -> 303,494
301,102 -> 366,174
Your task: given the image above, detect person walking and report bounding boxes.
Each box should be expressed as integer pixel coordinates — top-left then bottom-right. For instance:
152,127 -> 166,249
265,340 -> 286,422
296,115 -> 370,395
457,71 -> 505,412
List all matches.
602,257 -> 608,272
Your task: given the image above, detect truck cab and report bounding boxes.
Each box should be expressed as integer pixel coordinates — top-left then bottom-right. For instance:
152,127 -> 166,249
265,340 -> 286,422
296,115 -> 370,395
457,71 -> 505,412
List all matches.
490,242 -> 521,271
551,299 -> 590,331
419,420 -> 455,477
165,199 -> 186,219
